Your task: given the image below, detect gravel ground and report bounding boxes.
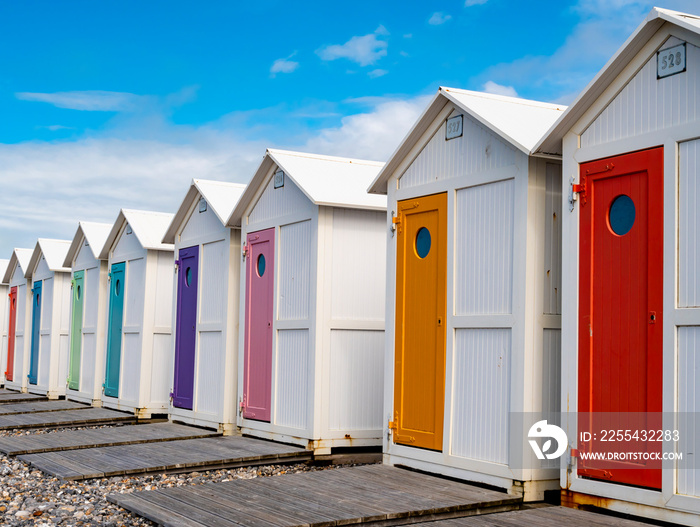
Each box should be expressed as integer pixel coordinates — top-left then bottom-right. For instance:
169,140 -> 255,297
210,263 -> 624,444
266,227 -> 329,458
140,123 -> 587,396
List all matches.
0,425 -> 343,526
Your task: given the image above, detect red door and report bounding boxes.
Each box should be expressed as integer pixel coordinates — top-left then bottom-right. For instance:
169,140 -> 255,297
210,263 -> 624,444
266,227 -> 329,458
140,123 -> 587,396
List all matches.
5,287 -> 17,381
242,228 -> 274,422
578,148 -> 663,489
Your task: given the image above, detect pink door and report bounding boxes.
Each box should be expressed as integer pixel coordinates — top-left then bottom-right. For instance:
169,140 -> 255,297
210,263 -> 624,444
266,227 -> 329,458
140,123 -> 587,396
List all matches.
242,228 -> 274,421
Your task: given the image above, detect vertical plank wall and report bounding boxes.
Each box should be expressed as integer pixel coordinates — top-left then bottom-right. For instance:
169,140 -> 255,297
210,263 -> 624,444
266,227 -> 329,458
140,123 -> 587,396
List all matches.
328,208 -> 385,432
451,179 -> 515,464
150,251 -> 174,406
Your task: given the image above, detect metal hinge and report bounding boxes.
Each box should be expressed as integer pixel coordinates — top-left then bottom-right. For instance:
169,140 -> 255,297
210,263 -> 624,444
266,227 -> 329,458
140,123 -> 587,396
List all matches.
388,412 -> 416,444
107,272 -> 111,282
569,176 -> 587,211
242,244 -> 249,260
174,259 -> 181,271
239,395 -> 246,415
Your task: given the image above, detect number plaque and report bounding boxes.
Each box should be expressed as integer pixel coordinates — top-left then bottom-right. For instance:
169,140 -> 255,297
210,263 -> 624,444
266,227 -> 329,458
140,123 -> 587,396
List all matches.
657,43 -> 686,79
445,115 -> 463,140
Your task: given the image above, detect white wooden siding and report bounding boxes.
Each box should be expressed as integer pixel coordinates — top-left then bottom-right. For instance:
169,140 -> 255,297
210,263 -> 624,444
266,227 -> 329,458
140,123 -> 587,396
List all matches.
582,37 -> 700,148
544,163 -> 562,315
275,329 -> 308,430
330,209 -> 386,321
678,326 -> 700,497
451,328 -> 511,464
150,333 -> 171,404
249,174 -> 313,225
328,330 -> 383,431
399,108 -> 518,190
199,241 -> 227,325
121,333 -> 141,403
196,332 -> 223,415
542,329 -> 561,416
455,179 -> 514,315
81,333 -> 96,394
278,221 -> 311,321
153,252 -> 173,329
40,277 -> 53,332
680,138 -> 700,308
112,227 -> 142,260
180,200 -> 223,245
0,285 -> 7,382
124,258 -> 145,327
83,267 -> 100,329
74,240 -> 96,269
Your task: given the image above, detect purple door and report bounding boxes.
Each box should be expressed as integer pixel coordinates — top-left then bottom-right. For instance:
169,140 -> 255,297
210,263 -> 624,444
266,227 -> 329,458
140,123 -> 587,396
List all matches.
242,228 -> 274,421
172,246 -> 199,410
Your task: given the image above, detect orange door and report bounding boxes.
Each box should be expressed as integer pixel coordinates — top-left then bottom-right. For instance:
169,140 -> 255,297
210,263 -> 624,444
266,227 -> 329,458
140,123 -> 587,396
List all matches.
393,193 -> 447,451
578,148 -> 663,489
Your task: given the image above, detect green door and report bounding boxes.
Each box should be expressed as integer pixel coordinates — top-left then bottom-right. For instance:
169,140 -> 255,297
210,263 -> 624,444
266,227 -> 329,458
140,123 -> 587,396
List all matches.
67,271 -> 84,391
104,262 -> 125,398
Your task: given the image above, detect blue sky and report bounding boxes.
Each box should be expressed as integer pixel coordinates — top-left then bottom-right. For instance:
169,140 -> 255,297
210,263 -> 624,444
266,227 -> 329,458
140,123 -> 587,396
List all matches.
0,0 -> 697,253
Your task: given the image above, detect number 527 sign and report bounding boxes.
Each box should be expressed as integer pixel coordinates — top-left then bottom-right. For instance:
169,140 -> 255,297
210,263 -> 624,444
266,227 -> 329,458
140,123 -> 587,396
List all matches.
657,43 -> 686,79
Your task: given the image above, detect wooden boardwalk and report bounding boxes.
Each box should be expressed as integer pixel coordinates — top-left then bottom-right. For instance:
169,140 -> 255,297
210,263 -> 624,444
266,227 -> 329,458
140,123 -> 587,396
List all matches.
0,400 -> 88,415
411,505 -> 659,526
0,407 -> 136,430
0,391 -> 46,404
108,464 -> 521,527
21,435 -> 312,480
0,422 -> 220,455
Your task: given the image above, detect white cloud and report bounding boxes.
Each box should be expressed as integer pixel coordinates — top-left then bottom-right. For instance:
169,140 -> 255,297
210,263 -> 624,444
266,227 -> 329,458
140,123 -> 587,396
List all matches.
465,0 -> 488,6
428,12 -> 452,25
0,95 -> 429,251
39,125 -> 74,131
15,90 -> 149,112
304,96 -> 429,161
483,81 -> 518,97
270,53 -> 300,77
316,26 -> 389,67
368,69 -> 389,79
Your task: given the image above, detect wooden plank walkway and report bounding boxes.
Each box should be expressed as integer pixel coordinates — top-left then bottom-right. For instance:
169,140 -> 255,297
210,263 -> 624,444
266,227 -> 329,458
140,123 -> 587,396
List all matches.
0,407 -> 136,430
21,435 -> 312,480
410,505 -> 660,526
108,464 -> 522,527
0,422 -> 220,455
0,391 -> 46,404
0,400 -> 88,415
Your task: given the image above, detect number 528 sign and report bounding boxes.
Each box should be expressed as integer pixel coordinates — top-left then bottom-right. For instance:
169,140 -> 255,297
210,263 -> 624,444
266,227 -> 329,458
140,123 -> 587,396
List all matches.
657,43 -> 686,79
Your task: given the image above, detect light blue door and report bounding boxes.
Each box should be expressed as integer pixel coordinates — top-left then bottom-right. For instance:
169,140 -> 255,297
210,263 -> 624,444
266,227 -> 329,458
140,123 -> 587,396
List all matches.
104,263 -> 125,398
28,280 -> 42,385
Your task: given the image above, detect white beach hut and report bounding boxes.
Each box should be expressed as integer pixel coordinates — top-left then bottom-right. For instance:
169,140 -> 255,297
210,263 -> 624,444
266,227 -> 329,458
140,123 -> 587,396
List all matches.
162,179 -> 245,433
0,259 -> 9,386
2,249 -> 34,392
227,149 -> 387,454
368,87 -> 565,500
62,222 -> 112,405
24,239 -> 72,398
98,209 -> 175,418
534,7 -> 700,525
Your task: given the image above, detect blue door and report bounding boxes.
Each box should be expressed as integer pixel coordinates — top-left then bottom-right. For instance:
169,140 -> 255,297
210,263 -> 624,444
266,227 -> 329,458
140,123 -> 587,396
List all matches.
104,262 -> 125,398
28,280 -> 42,385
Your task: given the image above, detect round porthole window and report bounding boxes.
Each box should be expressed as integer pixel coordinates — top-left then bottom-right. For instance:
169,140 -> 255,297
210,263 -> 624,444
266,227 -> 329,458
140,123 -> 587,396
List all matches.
115,279 -> 121,296
77,285 -> 81,300
185,267 -> 192,287
257,254 -> 266,277
415,227 -> 431,259
609,194 -> 636,236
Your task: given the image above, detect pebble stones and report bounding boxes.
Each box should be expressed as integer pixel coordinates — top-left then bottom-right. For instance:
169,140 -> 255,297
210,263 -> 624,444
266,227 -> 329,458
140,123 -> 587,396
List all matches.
0,425 -> 342,526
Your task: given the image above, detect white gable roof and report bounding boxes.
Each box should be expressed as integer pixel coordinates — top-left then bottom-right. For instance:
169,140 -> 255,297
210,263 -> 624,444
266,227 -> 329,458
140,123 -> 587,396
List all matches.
369,87 -> 565,194
163,179 -> 246,244
0,259 -> 9,286
63,222 -> 112,267
99,209 -> 175,259
26,239 -> 71,278
2,248 -> 33,284
228,149 -> 386,227
536,7 -> 700,155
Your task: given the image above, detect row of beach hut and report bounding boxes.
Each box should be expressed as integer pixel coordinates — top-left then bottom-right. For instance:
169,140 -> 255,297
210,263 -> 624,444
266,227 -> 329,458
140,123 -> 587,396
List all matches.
0,7 -> 699,525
